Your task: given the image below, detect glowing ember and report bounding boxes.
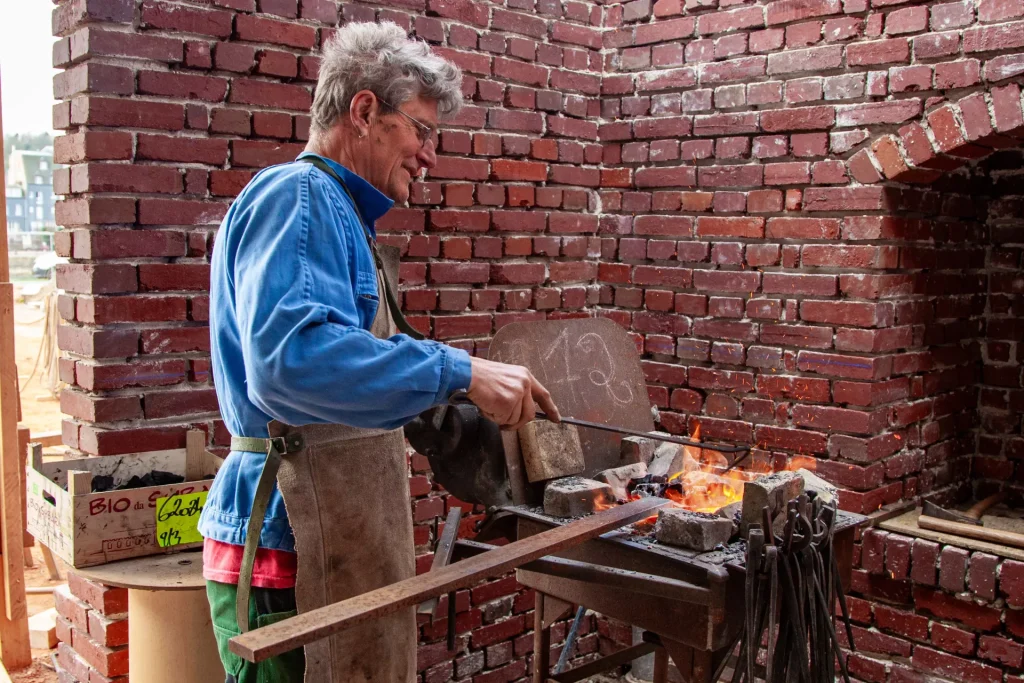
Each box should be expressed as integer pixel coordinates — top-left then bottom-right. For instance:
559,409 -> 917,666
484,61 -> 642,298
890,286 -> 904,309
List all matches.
618,425 -> 765,525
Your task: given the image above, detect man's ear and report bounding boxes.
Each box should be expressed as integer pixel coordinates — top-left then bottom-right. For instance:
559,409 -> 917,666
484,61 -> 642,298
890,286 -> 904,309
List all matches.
349,90 -> 378,137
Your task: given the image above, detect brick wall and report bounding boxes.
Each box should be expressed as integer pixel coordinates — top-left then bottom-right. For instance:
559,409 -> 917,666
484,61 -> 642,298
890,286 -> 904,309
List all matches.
49,0 -> 1024,679
848,528 -> 1024,683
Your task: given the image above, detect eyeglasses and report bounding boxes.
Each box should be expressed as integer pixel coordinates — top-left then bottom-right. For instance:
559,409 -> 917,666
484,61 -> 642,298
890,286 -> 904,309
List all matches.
378,97 -> 438,149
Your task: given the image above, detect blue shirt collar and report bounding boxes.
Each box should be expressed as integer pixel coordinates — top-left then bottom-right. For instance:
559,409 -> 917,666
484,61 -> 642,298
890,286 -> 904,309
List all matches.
297,152 -> 394,234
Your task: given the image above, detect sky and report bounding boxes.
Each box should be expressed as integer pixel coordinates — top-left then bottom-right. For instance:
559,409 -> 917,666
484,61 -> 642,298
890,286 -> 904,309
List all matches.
1,3 -> 59,136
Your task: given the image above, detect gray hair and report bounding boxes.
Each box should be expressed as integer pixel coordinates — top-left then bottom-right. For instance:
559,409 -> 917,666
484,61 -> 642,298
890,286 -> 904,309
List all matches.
311,21 -> 464,134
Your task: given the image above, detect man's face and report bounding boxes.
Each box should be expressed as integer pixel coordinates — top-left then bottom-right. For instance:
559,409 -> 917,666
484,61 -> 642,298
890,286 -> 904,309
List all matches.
370,95 -> 439,204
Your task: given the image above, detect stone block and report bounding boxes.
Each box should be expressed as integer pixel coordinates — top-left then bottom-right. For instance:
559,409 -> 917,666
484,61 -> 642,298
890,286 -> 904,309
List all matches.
519,420 -> 584,483
620,436 -> 657,465
595,462 -> 648,500
741,471 -> 805,535
655,508 -> 734,550
543,477 -> 613,518
796,468 -> 837,505
647,442 -> 701,478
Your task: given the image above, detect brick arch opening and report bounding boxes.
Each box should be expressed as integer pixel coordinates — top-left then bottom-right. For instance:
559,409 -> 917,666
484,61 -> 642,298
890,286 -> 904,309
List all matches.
828,86 -> 1024,504
845,82 -> 1024,186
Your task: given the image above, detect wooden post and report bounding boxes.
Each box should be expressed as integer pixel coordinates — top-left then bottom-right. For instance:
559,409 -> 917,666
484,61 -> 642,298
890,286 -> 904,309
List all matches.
533,592 -> 550,683
652,647 -> 669,683
0,70 -> 33,669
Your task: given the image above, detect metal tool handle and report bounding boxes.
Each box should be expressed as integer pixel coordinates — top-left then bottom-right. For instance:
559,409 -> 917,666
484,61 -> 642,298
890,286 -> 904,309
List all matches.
448,391 -> 750,456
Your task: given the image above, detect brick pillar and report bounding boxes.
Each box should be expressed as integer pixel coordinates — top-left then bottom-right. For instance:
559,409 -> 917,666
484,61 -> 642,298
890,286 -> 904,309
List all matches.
54,574 -> 129,682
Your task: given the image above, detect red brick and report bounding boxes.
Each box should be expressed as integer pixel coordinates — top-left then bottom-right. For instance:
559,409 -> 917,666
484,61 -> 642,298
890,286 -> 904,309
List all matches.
969,553 -> 999,600
911,539 -> 940,585
931,623 -> 976,656
979,635 -> 1024,668
1002,559 -> 1024,607
69,574 -> 128,616
761,106 -> 835,131
913,647 -> 1001,683
140,0 -> 232,38
87,611 -> 128,648
71,96 -> 184,131
914,586 -> 1002,630
767,0 -> 841,25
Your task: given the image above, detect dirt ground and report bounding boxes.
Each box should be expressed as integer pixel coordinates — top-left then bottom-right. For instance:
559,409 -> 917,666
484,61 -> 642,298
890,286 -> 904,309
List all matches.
13,282 -> 64,438
9,282 -> 66,682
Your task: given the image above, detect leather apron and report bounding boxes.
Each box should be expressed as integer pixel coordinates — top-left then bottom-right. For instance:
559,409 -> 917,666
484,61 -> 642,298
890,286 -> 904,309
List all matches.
269,246 -> 416,682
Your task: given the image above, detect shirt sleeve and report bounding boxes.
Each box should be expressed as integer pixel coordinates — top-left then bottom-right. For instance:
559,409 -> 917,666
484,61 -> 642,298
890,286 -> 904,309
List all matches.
232,166 -> 473,430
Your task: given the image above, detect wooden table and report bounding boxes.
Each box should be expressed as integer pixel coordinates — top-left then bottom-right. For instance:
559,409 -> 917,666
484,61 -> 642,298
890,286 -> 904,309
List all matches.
76,551 -> 224,683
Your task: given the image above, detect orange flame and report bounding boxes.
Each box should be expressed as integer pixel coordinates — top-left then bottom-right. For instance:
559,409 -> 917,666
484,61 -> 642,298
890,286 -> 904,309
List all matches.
629,423 -> 760,518
785,455 -> 818,472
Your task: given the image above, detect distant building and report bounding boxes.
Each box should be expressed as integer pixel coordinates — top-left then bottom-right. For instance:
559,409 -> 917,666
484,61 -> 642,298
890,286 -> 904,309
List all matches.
6,184 -> 26,233
6,147 -> 60,236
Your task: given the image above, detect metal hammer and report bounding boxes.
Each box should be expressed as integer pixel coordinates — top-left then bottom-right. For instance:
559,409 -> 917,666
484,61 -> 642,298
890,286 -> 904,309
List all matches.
921,491 -> 1006,526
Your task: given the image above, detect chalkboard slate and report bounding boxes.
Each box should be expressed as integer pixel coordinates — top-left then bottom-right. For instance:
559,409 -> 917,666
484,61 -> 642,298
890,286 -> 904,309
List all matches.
489,318 -> 656,488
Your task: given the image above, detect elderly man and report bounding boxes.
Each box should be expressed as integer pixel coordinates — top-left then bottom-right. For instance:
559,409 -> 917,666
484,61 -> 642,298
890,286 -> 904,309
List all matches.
198,22 -> 559,683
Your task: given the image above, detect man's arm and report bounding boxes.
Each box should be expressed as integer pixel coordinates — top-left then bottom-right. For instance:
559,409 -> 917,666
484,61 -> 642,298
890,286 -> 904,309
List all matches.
233,168 -> 471,430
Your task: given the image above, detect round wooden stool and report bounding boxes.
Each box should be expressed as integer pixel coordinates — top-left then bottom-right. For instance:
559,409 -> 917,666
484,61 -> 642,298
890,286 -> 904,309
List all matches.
76,551 -> 223,683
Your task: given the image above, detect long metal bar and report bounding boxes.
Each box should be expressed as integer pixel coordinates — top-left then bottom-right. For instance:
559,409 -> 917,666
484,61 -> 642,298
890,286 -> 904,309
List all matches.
416,507 -> 462,616
448,392 -> 748,454
455,539 -> 712,604
534,411 -> 749,454
229,497 -> 669,662
550,641 -> 658,683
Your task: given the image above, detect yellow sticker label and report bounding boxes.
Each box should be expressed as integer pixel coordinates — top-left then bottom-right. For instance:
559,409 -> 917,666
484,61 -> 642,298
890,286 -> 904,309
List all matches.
155,491 -> 208,548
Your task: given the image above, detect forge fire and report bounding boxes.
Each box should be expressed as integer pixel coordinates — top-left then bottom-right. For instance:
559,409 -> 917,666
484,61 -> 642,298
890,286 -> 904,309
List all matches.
542,426 -> 835,552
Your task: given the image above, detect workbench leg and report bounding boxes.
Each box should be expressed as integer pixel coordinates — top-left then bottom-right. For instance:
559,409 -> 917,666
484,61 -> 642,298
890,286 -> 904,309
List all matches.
533,592 -> 550,683
40,545 -> 60,582
653,646 -> 669,683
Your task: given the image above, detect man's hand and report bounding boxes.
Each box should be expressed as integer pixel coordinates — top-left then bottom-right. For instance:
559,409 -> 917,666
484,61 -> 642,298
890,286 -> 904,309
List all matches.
467,357 -> 561,431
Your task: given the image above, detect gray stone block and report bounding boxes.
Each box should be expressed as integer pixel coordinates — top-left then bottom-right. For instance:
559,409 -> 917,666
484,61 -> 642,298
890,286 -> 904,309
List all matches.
543,477 -> 614,518
796,468 -> 837,505
741,471 -> 805,535
594,462 -> 648,500
655,508 -> 734,551
620,436 -> 657,465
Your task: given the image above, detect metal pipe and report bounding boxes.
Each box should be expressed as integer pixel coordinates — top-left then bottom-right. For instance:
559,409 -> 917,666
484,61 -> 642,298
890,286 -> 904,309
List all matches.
553,606 -> 586,675
533,411 -> 750,454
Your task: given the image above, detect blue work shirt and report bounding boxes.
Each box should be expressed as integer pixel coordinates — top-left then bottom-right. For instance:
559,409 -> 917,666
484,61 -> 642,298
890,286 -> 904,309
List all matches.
198,152 -> 473,553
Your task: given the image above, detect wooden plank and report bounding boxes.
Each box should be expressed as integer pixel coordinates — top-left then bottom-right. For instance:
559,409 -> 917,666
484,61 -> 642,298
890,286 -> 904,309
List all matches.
28,431 -> 63,448
458,538 -> 712,604
880,509 -> 1024,562
918,514 -> 1024,549
67,471 -> 93,497
40,544 -> 61,582
501,430 -> 530,506
0,283 -> 30,667
551,642 -> 657,683
185,430 -> 207,481
230,497 -> 668,662
17,428 -> 32,549
416,507 -> 462,616
533,593 -> 550,683
541,595 -> 572,631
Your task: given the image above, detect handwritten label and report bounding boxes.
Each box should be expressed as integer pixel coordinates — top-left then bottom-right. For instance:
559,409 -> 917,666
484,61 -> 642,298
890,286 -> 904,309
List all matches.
155,491 -> 207,548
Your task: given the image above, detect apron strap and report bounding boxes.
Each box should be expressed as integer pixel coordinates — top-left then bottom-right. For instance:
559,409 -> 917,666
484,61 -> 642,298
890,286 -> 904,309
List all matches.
298,156 -> 425,341
235,433 -> 304,633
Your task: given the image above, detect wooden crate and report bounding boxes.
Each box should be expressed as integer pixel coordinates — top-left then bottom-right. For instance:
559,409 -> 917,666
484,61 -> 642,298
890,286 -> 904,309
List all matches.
26,432 -> 224,568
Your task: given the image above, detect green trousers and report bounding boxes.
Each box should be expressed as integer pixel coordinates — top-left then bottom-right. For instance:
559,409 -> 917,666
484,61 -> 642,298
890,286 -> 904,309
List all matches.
207,580 -> 305,683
